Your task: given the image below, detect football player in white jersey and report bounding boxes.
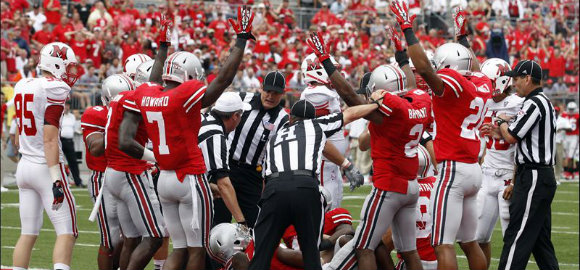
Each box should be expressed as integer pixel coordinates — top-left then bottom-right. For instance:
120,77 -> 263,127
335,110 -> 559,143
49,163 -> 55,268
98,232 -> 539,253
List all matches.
300,53 -> 356,208
12,42 -> 83,270
476,58 -> 523,267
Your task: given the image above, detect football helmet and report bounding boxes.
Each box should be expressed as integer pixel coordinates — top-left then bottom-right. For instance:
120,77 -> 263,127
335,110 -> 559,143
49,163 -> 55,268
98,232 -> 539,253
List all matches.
367,64 -> 407,97
301,53 -> 339,85
417,144 -> 431,179
38,42 -> 81,86
319,186 -> 332,212
433,43 -> 473,71
481,58 -> 512,97
567,101 -> 578,113
162,51 -> 204,84
208,223 -> 252,263
134,60 -> 154,87
124,54 -> 152,79
101,74 -> 136,106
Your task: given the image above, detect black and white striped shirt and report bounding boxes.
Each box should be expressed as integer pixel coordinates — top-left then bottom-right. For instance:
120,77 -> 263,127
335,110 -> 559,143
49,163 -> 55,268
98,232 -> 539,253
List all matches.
199,111 -> 229,182
264,113 -> 344,176
508,88 -> 556,166
228,92 -> 289,167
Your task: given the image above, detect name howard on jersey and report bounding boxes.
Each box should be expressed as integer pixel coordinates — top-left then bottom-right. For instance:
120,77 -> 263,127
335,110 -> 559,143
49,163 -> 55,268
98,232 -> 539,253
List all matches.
141,96 -> 170,107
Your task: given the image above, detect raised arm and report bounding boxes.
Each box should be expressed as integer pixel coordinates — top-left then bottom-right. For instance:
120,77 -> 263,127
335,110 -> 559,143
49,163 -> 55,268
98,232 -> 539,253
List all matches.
453,7 -> 480,72
389,27 -> 416,89
306,32 -> 384,123
391,0 -> 445,96
201,6 -> 256,108
149,13 -> 173,85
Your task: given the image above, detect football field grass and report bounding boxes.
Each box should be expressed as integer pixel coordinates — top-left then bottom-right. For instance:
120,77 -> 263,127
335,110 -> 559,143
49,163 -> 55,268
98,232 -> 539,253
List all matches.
1,181 -> 578,269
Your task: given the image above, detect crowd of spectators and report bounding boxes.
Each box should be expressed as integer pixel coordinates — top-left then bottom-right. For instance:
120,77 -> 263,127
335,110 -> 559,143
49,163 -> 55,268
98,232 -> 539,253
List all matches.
0,0 -> 578,111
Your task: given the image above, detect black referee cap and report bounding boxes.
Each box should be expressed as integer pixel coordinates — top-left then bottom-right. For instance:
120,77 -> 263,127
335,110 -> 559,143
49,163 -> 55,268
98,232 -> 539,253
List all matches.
356,72 -> 372,94
263,71 -> 286,93
291,100 -> 316,119
505,60 -> 542,81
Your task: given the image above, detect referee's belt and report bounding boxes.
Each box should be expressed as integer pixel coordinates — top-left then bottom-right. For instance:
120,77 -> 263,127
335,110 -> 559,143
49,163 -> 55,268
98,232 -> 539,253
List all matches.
265,170 -> 316,182
518,164 -> 553,170
229,159 -> 262,172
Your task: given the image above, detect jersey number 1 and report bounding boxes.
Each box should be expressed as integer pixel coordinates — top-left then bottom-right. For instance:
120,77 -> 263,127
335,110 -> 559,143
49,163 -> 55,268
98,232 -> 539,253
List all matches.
146,111 -> 170,155
14,93 -> 37,136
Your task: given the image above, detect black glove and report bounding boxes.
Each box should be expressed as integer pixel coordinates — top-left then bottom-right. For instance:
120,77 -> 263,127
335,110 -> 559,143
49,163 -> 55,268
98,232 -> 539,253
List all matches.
52,180 -> 65,211
344,163 -> 364,191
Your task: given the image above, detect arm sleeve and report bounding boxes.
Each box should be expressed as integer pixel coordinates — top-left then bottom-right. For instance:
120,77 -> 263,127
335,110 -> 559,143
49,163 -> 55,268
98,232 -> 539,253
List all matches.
436,68 -> 471,99
204,134 -> 230,183
122,92 -> 141,113
81,107 -> 107,140
508,99 -> 540,141
183,81 -> 207,113
377,93 -> 403,117
315,113 -> 344,137
329,208 -> 353,225
45,82 -> 70,108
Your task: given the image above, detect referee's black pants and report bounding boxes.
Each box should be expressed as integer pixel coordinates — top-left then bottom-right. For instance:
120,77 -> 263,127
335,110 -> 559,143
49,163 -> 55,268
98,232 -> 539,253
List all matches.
249,175 -> 324,270
60,137 -> 82,186
214,163 -> 263,228
498,165 -> 559,270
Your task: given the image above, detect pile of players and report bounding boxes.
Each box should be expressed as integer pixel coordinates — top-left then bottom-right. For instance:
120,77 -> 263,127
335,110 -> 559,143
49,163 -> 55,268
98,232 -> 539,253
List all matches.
12,0 -> 566,269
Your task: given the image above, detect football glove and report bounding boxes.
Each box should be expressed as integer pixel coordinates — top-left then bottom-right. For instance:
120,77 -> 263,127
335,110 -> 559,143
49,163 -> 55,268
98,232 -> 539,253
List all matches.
344,163 -> 364,191
390,0 -> 416,31
453,6 -> 469,37
306,32 -> 331,62
52,180 -> 65,211
228,6 -> 256,40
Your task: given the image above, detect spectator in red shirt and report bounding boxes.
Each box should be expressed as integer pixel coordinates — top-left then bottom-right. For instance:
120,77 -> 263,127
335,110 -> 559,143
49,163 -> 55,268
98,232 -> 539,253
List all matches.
43,0 -> 61,26
208,11 -> 228,42
311,2 -> 337,26
549,48 -> 566,79
31,22 -> 53,46
70,33 -> 89,63
52,15 -> 75,42
276,0 -> 295,27
120,35 -> 141,63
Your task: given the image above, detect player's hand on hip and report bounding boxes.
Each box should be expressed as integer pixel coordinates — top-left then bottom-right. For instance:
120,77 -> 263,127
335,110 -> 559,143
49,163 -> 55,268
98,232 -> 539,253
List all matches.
52,180 -> 65,211
306,32 -> 331,62
390,0 -> 416,31
229,5 -> 256,40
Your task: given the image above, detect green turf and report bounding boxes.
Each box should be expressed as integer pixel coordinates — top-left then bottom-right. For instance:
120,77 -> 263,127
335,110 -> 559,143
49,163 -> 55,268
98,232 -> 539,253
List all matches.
1,182 -> 578,269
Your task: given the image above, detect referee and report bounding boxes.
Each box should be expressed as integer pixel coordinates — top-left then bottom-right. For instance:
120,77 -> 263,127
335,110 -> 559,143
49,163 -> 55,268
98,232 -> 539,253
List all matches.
249,99 -> 381,270
482,60 -> 559,270
226,71 -> 289,227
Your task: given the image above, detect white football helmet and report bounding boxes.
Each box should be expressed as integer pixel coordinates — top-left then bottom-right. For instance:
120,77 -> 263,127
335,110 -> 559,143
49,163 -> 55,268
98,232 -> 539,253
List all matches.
301,53 -> 339,85
124,54 -> 152,79
162,51 -> 204,84
433,43 -> 473,71
481,58 -> 512,97
38,42 -> 81,86
134,60 -> 154,87
101,74 -> 136,106
417,144 -> 431,179
319,186 -> 332,212
567,101 -> 578,113
208,223 -> 252,263
367,64 -> 407,96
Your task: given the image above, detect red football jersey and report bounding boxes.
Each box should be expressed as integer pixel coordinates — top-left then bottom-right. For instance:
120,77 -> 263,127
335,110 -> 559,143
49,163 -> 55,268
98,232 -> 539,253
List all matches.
369,90 -> 431,194
562,112 -> 579,135
81,105 -> 108,172
124,80 -> 207,181
105,90 -> 151,174
433,69 -> 492,163
221,240 -> 300,270
282,207 -> 353,249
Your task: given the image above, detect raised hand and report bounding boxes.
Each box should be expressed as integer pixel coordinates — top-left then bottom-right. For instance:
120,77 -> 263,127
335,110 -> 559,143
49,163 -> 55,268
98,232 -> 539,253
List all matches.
228,6 -> 256,40
387,26 -> 404,52
52,180 -> 65,211
453,6 -> 469,37
306,32 -> 330,62
159,12 -> 174,43
390,0 -> 416,31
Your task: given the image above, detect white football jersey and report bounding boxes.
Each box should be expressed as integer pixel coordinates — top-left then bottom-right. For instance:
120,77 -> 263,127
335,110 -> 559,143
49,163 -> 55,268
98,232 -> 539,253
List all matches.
482,94 -> 524,171
14,77 -> 70,164
300,85 -> 344,142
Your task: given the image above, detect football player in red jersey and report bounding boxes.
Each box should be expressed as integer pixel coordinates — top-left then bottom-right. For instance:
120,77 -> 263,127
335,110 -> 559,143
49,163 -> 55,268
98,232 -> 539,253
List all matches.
117,6 -> 256,270
307,28 -> 432,269
81,74 -> 136,270
392,1 -> 490,269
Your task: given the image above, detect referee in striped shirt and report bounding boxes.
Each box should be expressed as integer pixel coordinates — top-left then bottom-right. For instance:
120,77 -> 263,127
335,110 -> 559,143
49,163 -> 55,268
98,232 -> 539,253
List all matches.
481,60 -> 559,270
249,99 -> 382,270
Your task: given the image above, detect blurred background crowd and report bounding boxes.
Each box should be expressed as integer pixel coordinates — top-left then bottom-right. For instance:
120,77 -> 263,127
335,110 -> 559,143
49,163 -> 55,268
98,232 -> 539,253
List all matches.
1,0 -> 578,111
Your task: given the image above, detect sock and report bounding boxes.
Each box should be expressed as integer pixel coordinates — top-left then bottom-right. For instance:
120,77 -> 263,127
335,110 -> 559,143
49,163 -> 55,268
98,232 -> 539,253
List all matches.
54,263 -> 70,270
13,267 -> 27,270
154,259 -> 165,270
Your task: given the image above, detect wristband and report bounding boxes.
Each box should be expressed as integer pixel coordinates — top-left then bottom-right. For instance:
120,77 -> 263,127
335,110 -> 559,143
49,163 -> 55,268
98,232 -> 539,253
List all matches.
341,159 -> 351,169
403,29 -> 419,46
457,35 -> 470,49
322,58 -> 337,77
495,118 -> 507,127
159,41 -> 171,47
49,164 -> 62,182
235,38 -> 247,49
141,148 -> 157,162
395,50 -> 410,67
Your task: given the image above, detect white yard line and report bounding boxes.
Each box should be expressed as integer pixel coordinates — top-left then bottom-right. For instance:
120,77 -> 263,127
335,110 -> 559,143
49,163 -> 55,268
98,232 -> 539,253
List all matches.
2,265 -> 49,270
2,225 -> 100,234
457,255 -> 579,267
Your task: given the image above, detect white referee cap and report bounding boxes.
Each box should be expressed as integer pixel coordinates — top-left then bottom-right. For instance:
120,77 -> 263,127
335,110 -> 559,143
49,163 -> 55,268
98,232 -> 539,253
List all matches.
213,92 -> 252,113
